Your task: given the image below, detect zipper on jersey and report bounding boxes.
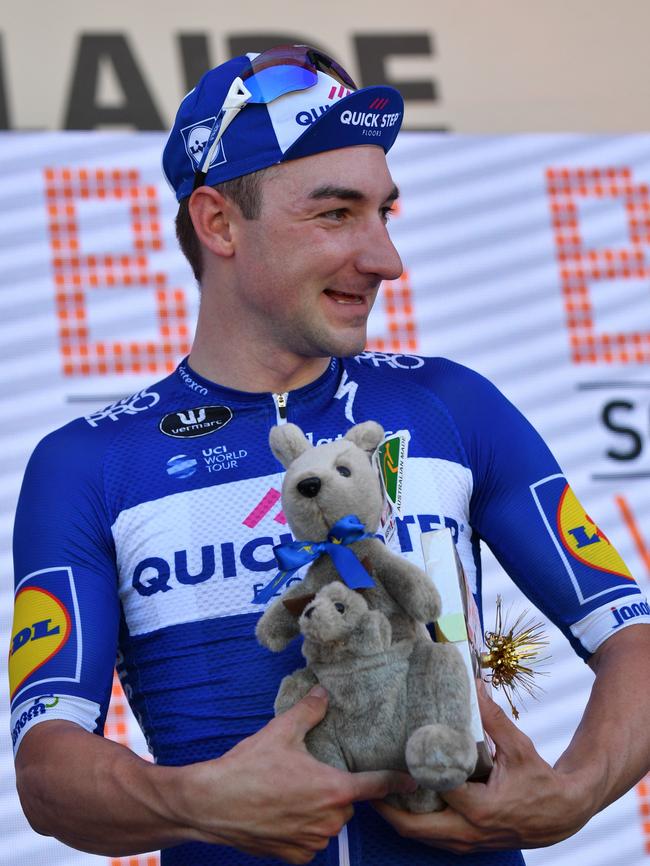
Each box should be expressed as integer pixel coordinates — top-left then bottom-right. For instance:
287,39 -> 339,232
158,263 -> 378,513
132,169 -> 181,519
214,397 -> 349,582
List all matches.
273,392 -> 288,425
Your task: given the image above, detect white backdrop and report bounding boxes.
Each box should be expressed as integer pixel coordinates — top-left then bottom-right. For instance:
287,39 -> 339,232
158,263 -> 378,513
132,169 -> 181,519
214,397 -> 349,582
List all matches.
1,132 -> 649,865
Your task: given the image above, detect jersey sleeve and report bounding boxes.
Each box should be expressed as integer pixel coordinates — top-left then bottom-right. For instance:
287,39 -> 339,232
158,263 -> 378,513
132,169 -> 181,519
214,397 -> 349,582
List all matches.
9,422 -> 121,755
430,359 -> 650,660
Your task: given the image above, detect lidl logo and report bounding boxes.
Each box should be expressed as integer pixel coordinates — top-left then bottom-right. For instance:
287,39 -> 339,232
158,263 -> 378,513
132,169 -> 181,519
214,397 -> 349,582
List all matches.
9,568 -> 81,703
531,474 -> 634,605
557,485 -> 632,579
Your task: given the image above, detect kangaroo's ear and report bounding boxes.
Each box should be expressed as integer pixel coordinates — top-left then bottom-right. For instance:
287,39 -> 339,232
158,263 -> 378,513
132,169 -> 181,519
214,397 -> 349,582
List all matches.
344,421 -> 384,454
282,593 -> 316,617
269,424 -> 312,468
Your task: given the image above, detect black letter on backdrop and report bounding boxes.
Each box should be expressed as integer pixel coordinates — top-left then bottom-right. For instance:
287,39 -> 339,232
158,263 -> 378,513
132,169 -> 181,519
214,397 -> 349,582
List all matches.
601,400 -> 643,461
227,34 -> 330,59
355,34 -> 437,101
178,34 -> 213,93
64,34 -> 164,130
0,34 -> 11,129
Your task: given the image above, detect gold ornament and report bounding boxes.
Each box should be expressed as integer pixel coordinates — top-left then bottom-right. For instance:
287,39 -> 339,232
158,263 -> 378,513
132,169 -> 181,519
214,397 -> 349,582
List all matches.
480,596 -> 550,720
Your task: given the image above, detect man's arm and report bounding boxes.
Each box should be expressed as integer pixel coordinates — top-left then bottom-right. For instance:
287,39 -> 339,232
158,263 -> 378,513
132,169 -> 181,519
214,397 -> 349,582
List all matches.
17,686 -> 416,864
373,624 -> 650,854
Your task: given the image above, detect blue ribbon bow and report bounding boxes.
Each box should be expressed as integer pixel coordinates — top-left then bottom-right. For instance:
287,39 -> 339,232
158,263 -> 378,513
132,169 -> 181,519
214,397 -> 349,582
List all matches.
253,514 -> 376,604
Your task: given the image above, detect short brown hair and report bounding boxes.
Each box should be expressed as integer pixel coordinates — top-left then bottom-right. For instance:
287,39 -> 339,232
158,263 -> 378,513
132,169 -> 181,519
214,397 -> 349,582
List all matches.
175,170 -> 269,283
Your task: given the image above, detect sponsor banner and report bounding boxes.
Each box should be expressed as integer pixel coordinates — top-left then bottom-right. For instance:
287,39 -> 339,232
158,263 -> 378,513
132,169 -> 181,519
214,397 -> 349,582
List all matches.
1,132 -> 649,865
2,3 -> 650,134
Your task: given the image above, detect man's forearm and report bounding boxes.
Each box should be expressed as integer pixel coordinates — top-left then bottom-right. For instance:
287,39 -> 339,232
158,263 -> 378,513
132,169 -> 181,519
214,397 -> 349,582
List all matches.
16,720 -> 191,855
15,689 -> 417,863
555,623 -> 650,813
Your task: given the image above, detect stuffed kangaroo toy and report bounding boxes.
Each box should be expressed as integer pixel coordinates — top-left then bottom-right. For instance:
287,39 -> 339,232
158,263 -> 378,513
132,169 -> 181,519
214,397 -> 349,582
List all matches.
255,421 -> 477,810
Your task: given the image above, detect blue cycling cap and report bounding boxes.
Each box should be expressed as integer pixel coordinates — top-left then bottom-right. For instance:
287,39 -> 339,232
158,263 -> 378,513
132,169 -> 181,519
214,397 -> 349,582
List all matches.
163,51 -> 404,202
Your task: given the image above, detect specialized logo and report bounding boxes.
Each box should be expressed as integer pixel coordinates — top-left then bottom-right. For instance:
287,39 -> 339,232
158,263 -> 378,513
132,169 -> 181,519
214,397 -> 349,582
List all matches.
166,454 -> 198,479
333,369 -> 358,424
531,474 -> 634,605
9,569 -> 81,701
181,117 -> 227,170
85,389 -> 160,427
159,405 -> 233,438
611,600 -> 650,629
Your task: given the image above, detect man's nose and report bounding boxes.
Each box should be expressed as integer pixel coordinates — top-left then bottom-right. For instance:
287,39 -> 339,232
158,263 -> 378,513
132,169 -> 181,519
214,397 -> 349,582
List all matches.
356,221 -> 403,282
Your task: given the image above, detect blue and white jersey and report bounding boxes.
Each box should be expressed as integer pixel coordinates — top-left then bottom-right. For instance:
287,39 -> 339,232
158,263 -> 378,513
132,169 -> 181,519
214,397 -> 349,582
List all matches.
10,352 -> 649,866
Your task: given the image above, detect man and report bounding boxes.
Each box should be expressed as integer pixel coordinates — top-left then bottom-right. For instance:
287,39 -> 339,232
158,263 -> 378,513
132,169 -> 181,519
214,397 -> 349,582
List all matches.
10,46 -> 650,866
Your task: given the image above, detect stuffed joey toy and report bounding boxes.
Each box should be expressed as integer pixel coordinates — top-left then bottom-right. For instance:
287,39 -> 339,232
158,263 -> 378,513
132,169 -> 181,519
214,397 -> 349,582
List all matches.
255,421 -> 477,810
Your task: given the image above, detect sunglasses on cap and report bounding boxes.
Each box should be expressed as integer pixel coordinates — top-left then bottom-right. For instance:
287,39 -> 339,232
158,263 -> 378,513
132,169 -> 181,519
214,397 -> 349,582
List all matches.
193,45 -> 358,190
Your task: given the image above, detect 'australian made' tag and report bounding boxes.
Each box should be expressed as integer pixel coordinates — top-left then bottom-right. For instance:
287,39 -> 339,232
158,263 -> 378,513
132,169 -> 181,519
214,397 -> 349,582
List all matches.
372,429 -> 410,545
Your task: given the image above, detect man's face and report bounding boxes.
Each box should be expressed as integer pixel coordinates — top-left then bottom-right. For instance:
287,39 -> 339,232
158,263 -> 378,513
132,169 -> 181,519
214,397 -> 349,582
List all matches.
229,145 -> 403,361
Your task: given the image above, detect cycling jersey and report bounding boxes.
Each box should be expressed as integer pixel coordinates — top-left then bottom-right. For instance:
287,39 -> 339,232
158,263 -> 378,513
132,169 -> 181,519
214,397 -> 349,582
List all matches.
10,352 -> 649,866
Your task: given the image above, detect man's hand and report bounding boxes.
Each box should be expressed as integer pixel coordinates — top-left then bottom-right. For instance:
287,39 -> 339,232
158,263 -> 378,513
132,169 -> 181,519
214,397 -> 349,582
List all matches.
16,686 -> 415,862
177,685 -> 418,864
372,689 -> 595,855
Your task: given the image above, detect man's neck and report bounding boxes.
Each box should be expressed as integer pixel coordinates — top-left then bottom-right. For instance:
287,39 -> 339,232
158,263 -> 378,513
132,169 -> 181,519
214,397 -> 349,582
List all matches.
188,341 -> 331,394
189,269 -> 332,393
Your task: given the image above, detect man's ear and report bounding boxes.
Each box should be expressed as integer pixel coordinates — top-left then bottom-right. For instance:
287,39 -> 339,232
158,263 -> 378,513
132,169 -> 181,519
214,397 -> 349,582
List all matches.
188,186 -> 236,258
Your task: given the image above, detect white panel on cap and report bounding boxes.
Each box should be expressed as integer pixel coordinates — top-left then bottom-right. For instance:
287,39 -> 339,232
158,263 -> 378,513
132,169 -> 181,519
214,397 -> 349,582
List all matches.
266,71 -> 352,154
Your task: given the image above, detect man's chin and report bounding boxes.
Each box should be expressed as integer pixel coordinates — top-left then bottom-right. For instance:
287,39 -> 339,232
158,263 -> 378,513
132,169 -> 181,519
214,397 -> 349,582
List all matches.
325,329 -> 368,359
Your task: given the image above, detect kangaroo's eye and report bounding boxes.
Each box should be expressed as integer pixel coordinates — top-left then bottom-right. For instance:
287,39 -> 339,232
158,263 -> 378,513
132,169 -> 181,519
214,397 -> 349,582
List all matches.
334,602 -> 345,613
336,465 -> 351,477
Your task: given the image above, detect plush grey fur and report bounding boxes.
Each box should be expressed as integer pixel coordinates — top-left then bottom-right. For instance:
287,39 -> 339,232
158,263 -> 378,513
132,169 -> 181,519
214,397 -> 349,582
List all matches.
256,421 -> 477,811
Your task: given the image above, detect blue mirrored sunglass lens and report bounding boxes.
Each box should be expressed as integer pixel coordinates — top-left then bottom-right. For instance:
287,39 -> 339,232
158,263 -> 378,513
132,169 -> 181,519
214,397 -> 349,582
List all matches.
244,65 -> 318,103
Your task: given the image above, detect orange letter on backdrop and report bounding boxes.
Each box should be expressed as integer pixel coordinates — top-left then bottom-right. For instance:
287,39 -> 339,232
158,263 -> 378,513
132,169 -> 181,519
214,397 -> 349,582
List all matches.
547,166 -> 650,364
44,167 -> 191,377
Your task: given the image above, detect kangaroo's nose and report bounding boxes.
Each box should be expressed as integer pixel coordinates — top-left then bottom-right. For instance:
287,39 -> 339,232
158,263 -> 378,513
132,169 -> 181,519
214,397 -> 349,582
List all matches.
297,477 -> 321,498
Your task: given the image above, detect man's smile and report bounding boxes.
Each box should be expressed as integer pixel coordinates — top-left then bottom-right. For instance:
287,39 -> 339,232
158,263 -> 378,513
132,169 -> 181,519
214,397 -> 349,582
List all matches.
323,288 -> 365,305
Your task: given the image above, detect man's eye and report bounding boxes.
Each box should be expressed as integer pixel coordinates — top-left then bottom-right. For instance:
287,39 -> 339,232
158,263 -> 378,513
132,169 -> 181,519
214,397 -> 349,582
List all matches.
322,209 -> 347,221
381,206 -> 396,222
